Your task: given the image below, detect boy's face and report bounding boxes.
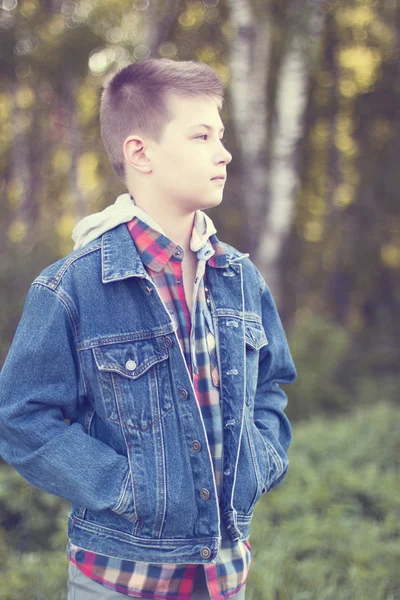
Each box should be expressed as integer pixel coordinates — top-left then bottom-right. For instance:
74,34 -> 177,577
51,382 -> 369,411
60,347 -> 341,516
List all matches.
124,93 -> 232,215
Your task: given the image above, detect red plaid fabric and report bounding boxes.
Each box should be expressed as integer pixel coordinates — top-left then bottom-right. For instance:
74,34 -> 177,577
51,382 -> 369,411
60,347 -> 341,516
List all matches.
67,206 -> 253,599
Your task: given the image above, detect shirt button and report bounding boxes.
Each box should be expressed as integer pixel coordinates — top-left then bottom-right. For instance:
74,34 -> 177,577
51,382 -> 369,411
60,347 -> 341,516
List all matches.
200,547 -> 211,558
175,248 -> 182,257
192,440 -> 201,452
200,488 -> 210,500
126,360 -> 137,371
179,389 -> 188,400
164,337 -> 173,348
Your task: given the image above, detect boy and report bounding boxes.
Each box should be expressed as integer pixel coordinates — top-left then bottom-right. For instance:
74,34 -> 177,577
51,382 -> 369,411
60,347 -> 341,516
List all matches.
0,58 -> 297,599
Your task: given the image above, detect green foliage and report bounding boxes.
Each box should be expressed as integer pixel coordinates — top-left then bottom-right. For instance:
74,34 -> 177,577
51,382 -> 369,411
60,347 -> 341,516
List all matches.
0,402 -> 398,598
0,464 -> 70,553
286,314 -> 352,420
247,400 -> 400,600
0,465 -> 70,598
286,314 -> 400,422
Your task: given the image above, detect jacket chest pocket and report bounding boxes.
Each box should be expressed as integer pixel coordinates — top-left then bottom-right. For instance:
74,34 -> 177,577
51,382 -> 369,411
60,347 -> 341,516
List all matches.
244,321 -> 268,406
92,336 -> 173,432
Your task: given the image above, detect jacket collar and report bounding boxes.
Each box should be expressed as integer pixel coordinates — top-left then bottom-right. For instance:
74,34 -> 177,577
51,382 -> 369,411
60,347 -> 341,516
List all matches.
101,223 -> 248,283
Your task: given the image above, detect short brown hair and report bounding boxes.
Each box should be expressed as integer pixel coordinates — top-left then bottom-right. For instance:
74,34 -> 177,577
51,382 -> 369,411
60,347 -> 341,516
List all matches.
99,58 -> 225,183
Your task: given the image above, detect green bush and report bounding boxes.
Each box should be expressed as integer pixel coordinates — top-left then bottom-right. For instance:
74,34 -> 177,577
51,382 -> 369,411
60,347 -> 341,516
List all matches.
247,400 -> 400,600
286,314 -> 400,422
0,401 -> 398,599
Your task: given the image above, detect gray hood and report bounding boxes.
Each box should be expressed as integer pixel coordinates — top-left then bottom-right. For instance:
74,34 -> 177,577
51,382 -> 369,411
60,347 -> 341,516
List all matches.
71,193 -> 218,251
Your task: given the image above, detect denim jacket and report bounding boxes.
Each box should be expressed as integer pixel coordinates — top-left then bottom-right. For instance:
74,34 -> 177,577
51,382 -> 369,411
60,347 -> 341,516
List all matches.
0,222 -> 297,564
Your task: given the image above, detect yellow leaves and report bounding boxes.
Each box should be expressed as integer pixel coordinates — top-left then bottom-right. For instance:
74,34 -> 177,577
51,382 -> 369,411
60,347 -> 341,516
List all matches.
0,94 -> 11,122
36,16 -> 65,44
338,46 -> 381,93
310,119 -> 330,149
20,0 -> 39,19
76,85 -> 98,125
196,45 -> 217,64
336,4 -> 396,58
51,148 -> 72,175
335,6 -> 375,29
77,152 -> 100,192
333,183 -> 355,208
334,130 -> 359,158
381,244 -> 400,269
7,179 -> 25,210
159,41 -> 178,59
335,112 -> 353,133
307,194 -> 327,217
304,220 -> 325,243
339,78 -> 358,98
15,86 -> 36,110
57,214 -> 76,256
56,214 -> 77,240
178,3 -> 205,30
8,220 -> 27,244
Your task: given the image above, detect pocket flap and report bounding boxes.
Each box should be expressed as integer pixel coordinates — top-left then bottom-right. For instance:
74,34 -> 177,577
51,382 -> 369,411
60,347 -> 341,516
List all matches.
93,337 -> 169,379
245,322 -> 268,351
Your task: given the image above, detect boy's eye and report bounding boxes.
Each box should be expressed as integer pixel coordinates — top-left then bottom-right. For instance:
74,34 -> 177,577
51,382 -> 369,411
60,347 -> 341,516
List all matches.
196,134 -> 227,145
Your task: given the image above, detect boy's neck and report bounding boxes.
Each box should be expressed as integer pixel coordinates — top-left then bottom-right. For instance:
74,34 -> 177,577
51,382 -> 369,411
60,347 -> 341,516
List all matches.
129,193 -> 197,257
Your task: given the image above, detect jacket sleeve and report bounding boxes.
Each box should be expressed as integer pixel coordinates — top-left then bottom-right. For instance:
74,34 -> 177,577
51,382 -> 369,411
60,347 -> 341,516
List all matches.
254,274 -> 297,493
0,281 -> 130,514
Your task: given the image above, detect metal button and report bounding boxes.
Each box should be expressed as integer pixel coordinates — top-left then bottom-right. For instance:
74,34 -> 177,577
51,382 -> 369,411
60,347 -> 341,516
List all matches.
175,248 -> 182,257
192,440 -> 201,452
176,279 -> 181,284
179,389 -> 188,400
200,488 -> 210,500
200,547 -> 211,558
164,337 -> 173,347
126,360 -> 137,371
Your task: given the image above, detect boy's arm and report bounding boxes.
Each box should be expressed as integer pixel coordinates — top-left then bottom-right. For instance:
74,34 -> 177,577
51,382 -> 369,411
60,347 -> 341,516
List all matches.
0,282 -> 131,516
253,273 -> 297,493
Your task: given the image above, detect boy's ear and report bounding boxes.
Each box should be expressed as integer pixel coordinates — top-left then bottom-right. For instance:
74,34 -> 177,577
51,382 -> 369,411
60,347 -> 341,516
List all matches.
123,136 -> 152,174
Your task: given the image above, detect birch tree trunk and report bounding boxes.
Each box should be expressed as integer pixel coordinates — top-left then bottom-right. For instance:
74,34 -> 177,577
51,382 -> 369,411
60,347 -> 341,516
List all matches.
255,38 -> 309,304
227,0 -> 326,304
257,2 -> 326,305
226,0 -> 271,259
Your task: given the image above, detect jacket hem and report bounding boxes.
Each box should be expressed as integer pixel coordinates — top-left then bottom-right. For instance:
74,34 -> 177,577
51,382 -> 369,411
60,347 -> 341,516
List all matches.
68,514 -> 222,564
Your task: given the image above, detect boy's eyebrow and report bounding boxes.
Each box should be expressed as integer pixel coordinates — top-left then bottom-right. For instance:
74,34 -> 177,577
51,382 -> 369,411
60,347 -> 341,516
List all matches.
189,124 -> 225,134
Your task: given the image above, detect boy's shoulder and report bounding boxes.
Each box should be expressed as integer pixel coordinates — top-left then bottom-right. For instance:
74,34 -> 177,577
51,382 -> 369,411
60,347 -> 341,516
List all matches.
30,230 -> 265,296
32,237 -> 102,291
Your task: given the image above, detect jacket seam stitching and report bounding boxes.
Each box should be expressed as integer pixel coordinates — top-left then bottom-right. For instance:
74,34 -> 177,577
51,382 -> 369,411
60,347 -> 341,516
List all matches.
34,242 -> 101,290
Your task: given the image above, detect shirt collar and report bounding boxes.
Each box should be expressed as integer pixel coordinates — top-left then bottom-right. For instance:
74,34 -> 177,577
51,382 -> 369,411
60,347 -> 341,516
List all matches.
125,194 -> 228,272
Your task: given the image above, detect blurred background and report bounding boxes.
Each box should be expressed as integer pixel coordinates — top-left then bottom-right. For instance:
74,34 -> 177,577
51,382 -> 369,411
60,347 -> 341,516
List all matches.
0,0 -> 399,598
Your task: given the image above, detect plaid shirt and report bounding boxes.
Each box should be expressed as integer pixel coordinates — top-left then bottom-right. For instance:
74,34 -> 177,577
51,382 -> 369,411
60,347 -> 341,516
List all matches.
67,202 -> 253,599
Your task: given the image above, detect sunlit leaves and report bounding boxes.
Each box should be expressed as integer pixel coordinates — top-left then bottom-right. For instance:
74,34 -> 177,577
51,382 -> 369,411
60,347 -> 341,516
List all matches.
381,244 -> 400,269
338,45 -> 381,93
77,151 -> 100,191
